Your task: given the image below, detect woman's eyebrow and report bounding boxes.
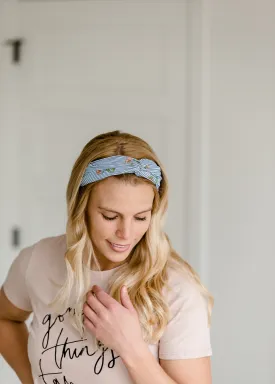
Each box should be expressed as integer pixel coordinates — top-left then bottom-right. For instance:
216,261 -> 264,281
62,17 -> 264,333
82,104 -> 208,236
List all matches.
98,207 -> 152,215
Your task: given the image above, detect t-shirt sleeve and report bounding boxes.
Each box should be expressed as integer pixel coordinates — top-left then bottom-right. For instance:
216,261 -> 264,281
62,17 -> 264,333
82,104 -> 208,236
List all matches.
159,270 -> 212,360
2,245 -> 34,312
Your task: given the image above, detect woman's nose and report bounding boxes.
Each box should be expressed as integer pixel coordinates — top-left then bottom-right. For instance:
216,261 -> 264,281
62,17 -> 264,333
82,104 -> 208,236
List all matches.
116,220 -> 131,240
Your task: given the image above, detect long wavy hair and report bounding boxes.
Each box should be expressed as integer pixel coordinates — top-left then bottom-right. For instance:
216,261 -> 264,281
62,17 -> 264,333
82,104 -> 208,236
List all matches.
51,130 -> 214,344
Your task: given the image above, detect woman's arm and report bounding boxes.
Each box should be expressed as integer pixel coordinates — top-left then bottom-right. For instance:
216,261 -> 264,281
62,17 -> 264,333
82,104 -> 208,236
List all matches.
0,287 -> 34,384
121,343 -> 177,384
160,356 -> 212,384
122,344 -> 212,384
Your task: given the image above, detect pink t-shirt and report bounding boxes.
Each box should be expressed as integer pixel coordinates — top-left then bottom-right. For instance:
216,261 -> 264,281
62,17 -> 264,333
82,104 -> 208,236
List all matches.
3,234 -> 212,384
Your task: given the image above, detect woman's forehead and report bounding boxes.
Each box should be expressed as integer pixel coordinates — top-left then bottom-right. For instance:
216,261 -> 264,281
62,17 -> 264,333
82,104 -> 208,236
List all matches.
90,178 -> 154,208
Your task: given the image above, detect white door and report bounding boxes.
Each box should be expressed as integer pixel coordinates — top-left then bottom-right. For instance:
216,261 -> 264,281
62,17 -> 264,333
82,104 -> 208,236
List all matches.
0,1 -> 190,382
17,0 -> 189,251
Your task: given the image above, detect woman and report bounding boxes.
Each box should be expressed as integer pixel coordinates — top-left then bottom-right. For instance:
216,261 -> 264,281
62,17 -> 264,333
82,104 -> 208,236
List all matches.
0,130 -> 213,384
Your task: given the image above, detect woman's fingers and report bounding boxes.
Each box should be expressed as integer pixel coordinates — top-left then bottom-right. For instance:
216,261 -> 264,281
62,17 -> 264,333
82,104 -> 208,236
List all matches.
86,291 -> 107,317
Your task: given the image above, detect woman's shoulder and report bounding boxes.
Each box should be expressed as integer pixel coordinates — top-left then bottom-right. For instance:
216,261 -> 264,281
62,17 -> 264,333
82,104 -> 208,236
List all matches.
164,262 -> 204,302
3,234 -> 67,309
26,234 -> 67,279
159,265 -> 212,360
33,233 -> 66,251
8,234 -> 66,271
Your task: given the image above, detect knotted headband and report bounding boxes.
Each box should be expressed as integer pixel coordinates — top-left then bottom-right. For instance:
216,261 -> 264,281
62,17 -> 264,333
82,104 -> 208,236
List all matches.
80,155 -> 162,190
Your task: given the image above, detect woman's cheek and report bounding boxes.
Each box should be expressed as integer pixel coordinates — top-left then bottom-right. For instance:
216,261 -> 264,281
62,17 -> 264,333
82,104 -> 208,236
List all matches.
138,224 -> 150,239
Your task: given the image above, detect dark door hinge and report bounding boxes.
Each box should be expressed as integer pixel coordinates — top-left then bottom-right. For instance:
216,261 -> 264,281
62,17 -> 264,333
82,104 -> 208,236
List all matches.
4,38 -> 25,64
11,226 -> 21,248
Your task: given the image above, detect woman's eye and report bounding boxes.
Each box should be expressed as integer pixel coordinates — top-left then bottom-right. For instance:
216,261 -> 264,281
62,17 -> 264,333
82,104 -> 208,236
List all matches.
135,217 -> 147,221
102,215 -> 117,221
102,214 -> 146,221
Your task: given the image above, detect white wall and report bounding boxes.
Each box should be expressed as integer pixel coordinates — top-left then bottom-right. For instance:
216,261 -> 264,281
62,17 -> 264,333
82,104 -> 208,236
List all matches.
209,1 -> 275,383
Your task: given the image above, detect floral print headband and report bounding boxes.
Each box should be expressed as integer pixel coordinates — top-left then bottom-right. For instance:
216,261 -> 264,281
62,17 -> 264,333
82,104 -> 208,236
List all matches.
80,155 -> 162,190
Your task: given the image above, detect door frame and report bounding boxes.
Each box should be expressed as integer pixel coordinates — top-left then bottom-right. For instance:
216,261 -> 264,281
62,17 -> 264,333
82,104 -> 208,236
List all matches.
186,0 -> 212,284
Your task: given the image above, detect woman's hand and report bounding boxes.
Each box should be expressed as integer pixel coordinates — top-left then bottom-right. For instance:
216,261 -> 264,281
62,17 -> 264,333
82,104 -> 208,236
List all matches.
83,285 -> 147,359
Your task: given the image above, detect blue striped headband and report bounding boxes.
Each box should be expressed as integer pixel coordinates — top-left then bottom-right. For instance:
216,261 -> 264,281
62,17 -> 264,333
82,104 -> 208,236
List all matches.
80,155 -> 162,190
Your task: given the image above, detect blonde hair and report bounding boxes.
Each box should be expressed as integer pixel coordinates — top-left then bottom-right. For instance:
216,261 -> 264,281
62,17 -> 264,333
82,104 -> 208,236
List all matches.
51,130 -> 214,343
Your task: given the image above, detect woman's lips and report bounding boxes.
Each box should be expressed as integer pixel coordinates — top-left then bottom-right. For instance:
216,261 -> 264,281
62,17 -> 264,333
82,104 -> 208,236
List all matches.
107,241 -> 130,252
